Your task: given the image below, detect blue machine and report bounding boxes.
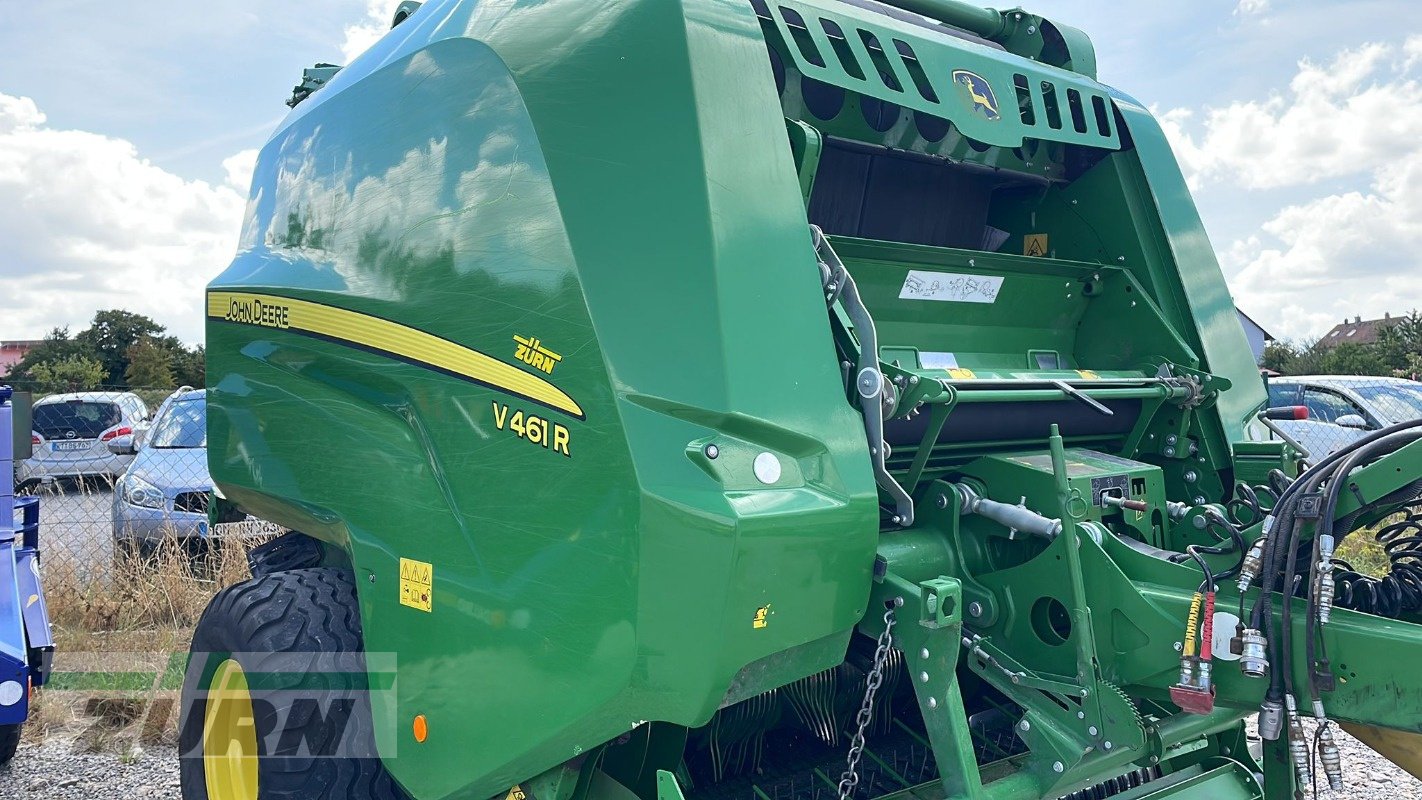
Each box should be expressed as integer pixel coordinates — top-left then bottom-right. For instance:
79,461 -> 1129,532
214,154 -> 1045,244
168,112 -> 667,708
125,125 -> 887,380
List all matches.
0,386 -> 54,764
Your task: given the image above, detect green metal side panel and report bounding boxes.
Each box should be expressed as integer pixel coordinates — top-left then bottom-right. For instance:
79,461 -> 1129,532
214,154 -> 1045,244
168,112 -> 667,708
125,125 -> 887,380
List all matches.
1110,97 -> 1265,441
206,2 -> 879,798
767,0 -> 1121,150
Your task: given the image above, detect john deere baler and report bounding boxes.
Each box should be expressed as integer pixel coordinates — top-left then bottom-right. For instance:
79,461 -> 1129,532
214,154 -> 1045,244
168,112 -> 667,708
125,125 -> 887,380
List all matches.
189,2 -> 1422,800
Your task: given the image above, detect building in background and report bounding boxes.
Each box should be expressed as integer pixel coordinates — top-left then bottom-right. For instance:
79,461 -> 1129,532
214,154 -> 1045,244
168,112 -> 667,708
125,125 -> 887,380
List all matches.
0,340 -> 41,375
1317,314 -> 1403,349
1236,309 -> 1274,365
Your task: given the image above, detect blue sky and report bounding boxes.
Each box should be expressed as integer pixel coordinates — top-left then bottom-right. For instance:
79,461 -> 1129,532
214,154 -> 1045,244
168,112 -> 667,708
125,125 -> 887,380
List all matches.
1,0 -> 1419,344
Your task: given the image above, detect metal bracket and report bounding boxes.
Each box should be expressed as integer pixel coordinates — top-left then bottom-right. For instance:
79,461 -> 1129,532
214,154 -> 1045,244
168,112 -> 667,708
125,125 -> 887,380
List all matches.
813,226 -> 914,526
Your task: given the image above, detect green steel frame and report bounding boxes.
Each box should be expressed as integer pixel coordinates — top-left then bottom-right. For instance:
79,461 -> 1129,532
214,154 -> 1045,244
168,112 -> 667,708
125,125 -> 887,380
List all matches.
201,1 -> 1422,799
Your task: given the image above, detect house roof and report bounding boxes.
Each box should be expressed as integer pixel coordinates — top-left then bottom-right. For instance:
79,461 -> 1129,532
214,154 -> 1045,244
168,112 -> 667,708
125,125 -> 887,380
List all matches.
1318,315 -> 1403,348
1236,308 -> 1275,341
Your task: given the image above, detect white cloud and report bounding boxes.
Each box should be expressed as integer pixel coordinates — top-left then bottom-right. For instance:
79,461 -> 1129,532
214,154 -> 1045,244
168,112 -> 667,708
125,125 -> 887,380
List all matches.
1154,42 -> 1422,339
340,0 -> 403,63
1224,146 -> 1422,340
1166,43 -> 1422,190
221,148 -> 259,193
0,92 -> 246,343
1406,35 -> 1422,70
1234,0 -> 1270,16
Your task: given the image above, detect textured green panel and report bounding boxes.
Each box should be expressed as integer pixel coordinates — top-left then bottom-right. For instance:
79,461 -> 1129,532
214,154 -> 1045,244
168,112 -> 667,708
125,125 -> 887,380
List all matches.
207,3 -> 879,797
766,0 -> 1121,149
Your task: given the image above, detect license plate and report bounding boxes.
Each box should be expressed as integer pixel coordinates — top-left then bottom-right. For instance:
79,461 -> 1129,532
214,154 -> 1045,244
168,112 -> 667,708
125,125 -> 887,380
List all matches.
53,441 -> 90,452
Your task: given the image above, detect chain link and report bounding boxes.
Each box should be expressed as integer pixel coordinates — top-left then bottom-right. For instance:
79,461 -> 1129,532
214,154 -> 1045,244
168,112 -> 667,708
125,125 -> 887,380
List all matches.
838,602 -> 899,800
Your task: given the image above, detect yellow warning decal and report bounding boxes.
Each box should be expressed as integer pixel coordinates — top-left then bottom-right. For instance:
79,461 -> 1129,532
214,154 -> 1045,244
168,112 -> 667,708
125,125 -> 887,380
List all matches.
1076,370 -> 1101,380
399,558 -> 433,613
1024,234 -> 1048,257
207,292 -> 584,420
753,604 -> 772,629
505,787 -> 528,800
948,368 -> 977,380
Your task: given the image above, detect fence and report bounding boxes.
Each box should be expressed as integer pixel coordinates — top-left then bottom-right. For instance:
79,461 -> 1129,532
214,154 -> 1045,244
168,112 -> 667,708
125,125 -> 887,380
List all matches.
15,378 -> 1421,613
1251,375 -> 1422,462
15,386 -> 277,621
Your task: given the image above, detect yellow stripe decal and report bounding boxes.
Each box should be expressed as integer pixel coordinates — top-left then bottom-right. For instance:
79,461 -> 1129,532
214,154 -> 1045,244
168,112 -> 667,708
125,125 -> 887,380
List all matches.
208,291 -> 584,419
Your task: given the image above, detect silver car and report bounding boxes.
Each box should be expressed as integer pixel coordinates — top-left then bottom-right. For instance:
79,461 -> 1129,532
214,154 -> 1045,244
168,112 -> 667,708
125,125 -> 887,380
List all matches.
1257,376 -> 1422,458
18,391 -> 149,486
110,389 -> 212,555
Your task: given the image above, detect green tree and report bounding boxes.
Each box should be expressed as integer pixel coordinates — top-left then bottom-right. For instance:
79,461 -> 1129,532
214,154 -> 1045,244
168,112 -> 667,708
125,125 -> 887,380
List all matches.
1261,341 -> 1300,374
76,309 -> 166,386
29,355 -> 105,394
3,327 -> 99,387
1316,342 -> 1390,376
124,338 -> 176,388
1374,311 -> 1422,374
158,336 -> 205,388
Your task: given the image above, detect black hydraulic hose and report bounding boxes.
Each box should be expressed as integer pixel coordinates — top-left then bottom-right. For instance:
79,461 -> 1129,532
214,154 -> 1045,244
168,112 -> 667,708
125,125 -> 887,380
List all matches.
1279,514 -> 1308,704
1322,430 -> 1422,544
1252,419 -> 1422,626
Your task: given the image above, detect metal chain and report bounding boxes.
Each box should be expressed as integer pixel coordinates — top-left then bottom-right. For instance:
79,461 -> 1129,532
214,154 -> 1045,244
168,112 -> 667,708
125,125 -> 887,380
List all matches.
838,602 -> 899,800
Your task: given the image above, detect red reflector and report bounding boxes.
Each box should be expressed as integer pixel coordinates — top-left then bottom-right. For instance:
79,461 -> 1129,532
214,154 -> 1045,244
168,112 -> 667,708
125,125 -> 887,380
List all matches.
101,426 -> 133,442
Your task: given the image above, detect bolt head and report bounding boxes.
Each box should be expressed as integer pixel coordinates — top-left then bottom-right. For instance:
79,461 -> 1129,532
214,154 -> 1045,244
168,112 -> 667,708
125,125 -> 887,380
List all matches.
1103,741 -> 1113,751
1053,761 -> 1064,773
968,601 -> 984,618
928,696 -> 938,709
921,648 -> 931,659
1088,726 -> 1098,736
936,495 -> 949,509
368,574 -> 376,583
1174,641 -> 1183,652
1019,720 -> 1031,732
920,671 -> 930,684
1077,711 -> 1086,720
704,444 -> 720,460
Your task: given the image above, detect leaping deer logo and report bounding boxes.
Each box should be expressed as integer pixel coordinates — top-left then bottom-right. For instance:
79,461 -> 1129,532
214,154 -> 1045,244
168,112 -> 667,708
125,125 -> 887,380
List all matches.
952,70 -> 1000,121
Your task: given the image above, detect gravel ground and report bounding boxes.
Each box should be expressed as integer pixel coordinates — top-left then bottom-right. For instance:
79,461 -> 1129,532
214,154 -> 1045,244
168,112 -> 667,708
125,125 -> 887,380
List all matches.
1321,724 -> 1422,799
2,726 -> 1420,798
0,742 -> 179,799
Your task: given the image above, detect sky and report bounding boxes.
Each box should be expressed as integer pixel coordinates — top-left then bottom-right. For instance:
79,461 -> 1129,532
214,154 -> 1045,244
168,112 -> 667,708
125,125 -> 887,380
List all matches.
0,0 -> 1419,345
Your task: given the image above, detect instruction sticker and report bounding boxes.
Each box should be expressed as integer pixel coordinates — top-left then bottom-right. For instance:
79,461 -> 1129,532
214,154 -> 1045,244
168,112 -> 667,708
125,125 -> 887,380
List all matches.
919,351 -> 959,370
399,558 -> 433,613
1024,233 -> 1048,257
899,270 -> 1003,304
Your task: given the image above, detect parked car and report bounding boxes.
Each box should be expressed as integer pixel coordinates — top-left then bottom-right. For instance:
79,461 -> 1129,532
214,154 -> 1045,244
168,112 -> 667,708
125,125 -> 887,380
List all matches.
17,391 -> 150,487
111,388 -> 213,556
1258,376 -> 1422,458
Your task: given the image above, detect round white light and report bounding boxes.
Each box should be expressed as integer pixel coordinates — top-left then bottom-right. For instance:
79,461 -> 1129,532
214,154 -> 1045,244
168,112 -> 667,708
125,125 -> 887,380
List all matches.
0,680 -> 23,707
753,453 -> 782,485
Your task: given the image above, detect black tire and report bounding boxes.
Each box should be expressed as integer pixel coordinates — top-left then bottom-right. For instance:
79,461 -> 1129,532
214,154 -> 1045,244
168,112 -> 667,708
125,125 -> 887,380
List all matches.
179,568 -> 405,800
0,723 -> 19,767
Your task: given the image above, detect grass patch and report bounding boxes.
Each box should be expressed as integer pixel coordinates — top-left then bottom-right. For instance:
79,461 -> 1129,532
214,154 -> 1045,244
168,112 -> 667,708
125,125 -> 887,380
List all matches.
24,533 -> 268,749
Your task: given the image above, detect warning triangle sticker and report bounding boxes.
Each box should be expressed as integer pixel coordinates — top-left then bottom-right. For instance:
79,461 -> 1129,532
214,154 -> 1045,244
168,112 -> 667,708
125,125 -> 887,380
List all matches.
1024,233 -> 1048,257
